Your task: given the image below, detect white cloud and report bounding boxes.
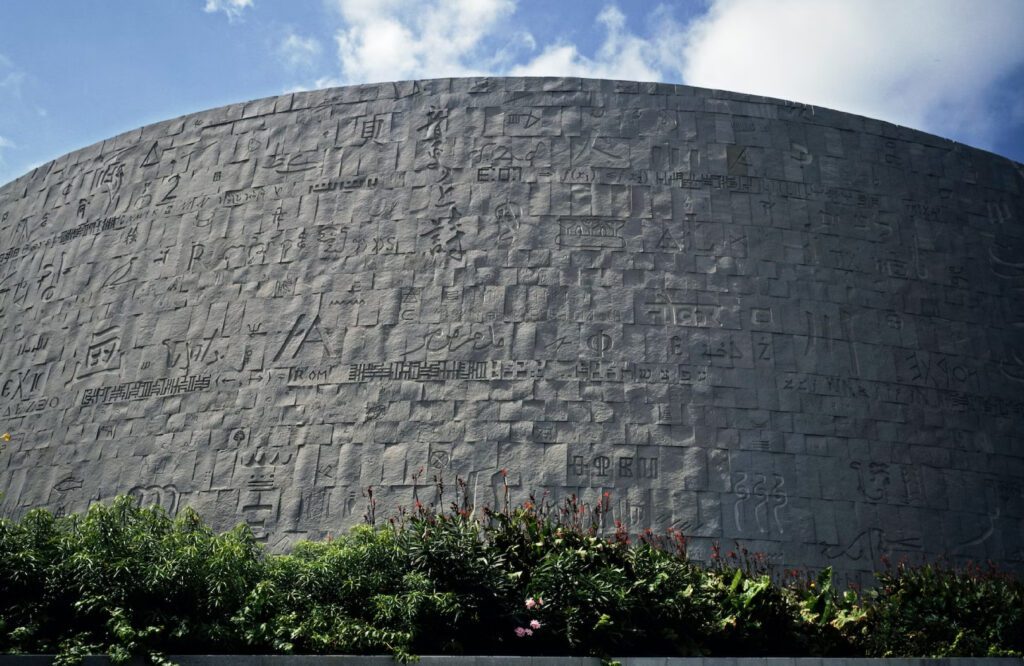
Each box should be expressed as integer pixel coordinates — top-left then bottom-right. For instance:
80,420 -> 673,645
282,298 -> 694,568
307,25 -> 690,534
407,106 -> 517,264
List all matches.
0,53 -> 26,99
329,0 -> 517,82
279,32 -> 322,69
0,135 -> 13,172
311,0 -> 1024,153
325,1 -> 679,85
203,0 -> 253,21
510,6 -> 667,81
679,0 -> 1024,150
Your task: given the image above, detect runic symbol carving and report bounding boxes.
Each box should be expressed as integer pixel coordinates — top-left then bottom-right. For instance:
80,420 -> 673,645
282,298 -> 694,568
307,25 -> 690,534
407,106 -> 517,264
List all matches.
727,145 -> 752,175
141,141 -> 161,167
273,314 -> 331,360
656,228 -> 684,251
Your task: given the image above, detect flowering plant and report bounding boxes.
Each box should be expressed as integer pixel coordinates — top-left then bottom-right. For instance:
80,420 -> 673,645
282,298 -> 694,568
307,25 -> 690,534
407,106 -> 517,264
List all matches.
515,596 -> 544,638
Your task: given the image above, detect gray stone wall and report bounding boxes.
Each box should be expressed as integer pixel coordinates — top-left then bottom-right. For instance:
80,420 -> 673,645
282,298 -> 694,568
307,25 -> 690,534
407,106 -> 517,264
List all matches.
1,77 -> 1022,584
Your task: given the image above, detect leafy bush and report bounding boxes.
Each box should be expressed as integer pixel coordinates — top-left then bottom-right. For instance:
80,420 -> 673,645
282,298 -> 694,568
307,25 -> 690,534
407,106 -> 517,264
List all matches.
485,500 -> 717,658
0,498 -> 263,664
0,491 -> 1021,664
855,561 -> 1024,657
232,527 -> 455,660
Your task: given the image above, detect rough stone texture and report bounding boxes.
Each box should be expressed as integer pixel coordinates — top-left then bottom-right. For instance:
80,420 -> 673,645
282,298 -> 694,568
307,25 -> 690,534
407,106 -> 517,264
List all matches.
1,77 -> 1023,584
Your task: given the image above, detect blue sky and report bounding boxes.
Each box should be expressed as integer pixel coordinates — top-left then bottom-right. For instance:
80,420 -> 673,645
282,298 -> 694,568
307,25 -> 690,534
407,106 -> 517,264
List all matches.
1,0 -> 1023,184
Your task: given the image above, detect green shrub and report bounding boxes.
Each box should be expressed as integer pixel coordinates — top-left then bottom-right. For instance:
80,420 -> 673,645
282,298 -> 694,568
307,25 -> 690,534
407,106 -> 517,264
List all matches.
1,491 -> 1021,664
0,497 -> 264,663
486,502 -> 715,657
855,561 -> 1024,657
231,527 -> 447,660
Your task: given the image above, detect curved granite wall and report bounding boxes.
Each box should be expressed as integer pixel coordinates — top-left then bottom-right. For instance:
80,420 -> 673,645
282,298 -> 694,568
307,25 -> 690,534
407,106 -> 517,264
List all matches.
1,77 -> 1022,583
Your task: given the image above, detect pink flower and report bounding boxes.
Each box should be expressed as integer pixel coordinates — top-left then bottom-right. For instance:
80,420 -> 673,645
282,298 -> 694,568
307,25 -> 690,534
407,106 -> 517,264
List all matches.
524,628 -> 533,636
530,619 -> 541,630
514,627 -> 527,638
525,597 -> 536,610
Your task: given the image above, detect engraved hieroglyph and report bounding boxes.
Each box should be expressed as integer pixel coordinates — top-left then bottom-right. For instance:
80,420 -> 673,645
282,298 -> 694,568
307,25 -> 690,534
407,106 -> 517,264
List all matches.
1,78 -> 1023,584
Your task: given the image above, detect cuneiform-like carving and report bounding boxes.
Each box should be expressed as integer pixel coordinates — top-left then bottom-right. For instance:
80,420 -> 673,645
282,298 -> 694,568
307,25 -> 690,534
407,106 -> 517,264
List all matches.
81,375 -> 211,406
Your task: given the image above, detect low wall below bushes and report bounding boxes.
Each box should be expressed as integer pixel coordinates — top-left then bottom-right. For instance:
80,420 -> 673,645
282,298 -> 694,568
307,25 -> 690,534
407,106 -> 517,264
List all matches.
1,656 -> 1022,665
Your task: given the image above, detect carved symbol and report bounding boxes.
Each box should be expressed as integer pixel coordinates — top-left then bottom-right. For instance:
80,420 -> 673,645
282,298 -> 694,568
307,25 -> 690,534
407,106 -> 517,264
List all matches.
421,207 -> 464,260
188,243 -> 205,270
54,476 -> 84,493
141,141 -> 161,167
953,505 -> 1001,554
297,487 -> 332,523
435,183 -> 454,206
533,422 -> 555,442
727,145 -> 752,175
821,528 -> 922,562
246,468 -> 276,488
79,325 -> 121,378
734,472 -> 786,534
241,482 -> 278,543
359,113 -> 386,139
494,201 -> 522,244
364,402 -> 387,422
428,451 -> 450,469
129,484 -> 180,516
37,251 -> 66,302
273,314 -> 331,360
162,329 -> 222,373
703,337 -> 742,359
790,142 -> 812,165
851,461 -> 890,501
369,198 -> 397,218
505,111 -> 540,129
545,335 -> 574,354
558,217 -> 624,249
158,174 -> 180,203
101,257 -> 136,288
656,228 -> 684,251
2,367 -> 48,400
587,331 -> 612,357
241,448 -> 292,466
803,311 -> 833,355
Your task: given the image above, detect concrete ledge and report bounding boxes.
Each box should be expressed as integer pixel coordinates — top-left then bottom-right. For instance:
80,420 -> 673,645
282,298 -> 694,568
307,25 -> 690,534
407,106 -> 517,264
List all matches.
1,657 -> 1021,666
